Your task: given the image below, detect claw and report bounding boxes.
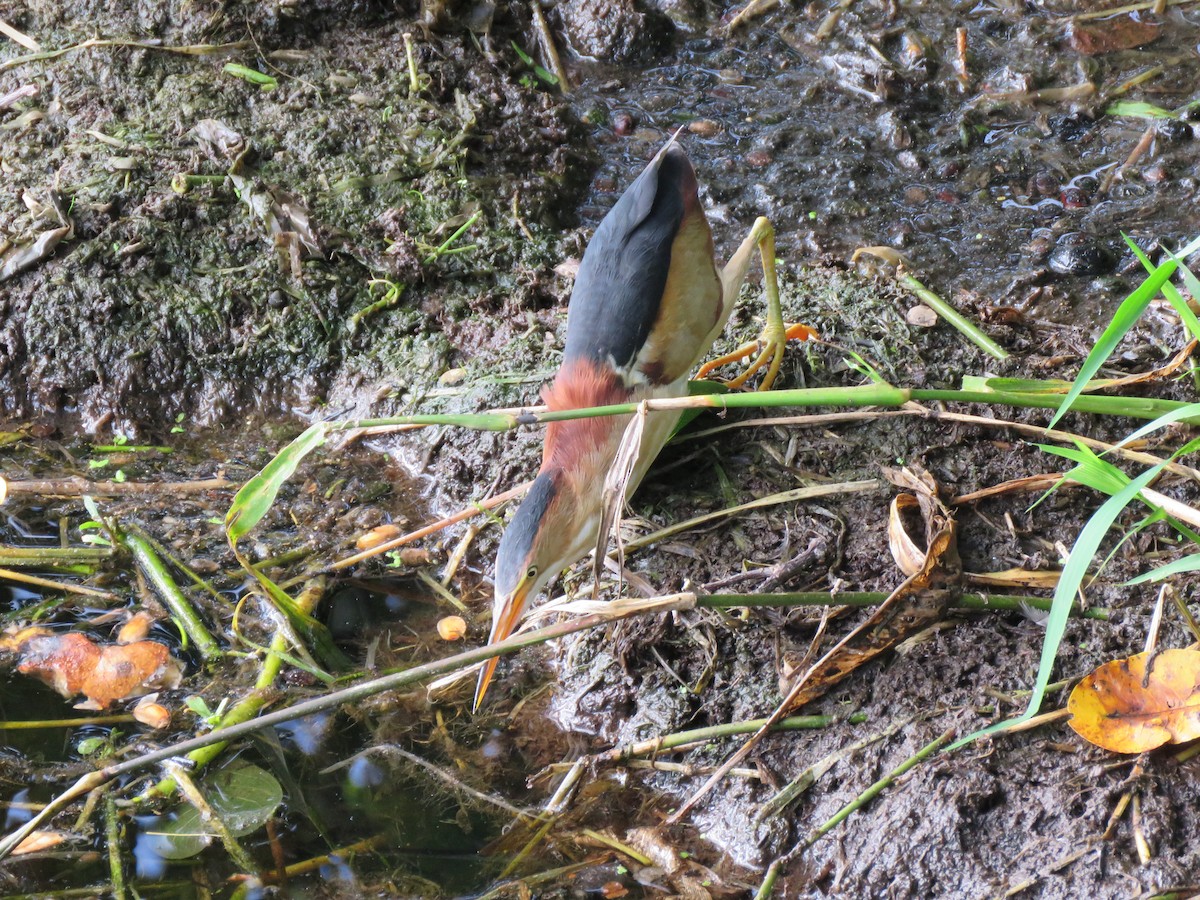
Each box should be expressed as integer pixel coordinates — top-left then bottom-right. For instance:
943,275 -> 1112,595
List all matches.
696,321 -> 817,391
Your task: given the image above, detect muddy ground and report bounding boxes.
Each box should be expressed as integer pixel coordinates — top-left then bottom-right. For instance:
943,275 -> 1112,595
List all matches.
2,0 -> 1200,897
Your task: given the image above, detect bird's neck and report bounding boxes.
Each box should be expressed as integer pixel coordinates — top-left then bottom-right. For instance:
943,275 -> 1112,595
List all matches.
539,358 -> 632,475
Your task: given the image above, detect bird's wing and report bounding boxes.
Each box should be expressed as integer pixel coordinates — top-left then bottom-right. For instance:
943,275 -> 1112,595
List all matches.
564,143 -> 722,387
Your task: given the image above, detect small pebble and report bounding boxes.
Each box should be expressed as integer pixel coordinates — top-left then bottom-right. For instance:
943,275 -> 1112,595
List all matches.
133,698 -> 171,730
1156,118 -> 1192,143
612,112 -> 635,136
687,119 -> 721,137
906,305 -> 938,327
745,149 -> 772,167
1048,233 -> 1112,276
1059,187 -> 1088,209
1025,230 -> 1055,260
1142,164 -> 1168,184
904,186 -> 929,204
439,367 -> 467,386
117,611 -> 155,644
1032,171 -> 1059,196
397,547 -> 433,566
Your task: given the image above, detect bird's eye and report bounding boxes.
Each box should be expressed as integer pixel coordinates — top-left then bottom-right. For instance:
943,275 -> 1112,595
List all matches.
525,566 -> 538,581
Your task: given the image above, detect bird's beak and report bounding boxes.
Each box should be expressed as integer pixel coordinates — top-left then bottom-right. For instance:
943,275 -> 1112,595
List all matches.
472,578 -> 532,712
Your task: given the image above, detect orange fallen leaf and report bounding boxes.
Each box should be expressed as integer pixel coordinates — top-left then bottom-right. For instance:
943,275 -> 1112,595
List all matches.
1068,649 -> 1200,754
2,626 -> 183,709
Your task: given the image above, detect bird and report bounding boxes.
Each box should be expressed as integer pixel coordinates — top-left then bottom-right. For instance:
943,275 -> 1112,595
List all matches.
473,137 -> 814,710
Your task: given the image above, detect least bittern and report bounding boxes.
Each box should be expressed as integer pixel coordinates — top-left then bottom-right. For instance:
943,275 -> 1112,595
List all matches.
475,138 -> 813,709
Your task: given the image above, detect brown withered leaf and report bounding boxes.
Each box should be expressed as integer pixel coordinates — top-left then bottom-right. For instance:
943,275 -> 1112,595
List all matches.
1068,649 -> 1200,754
1,626 -> 183,709
1066,16 -> 1161,56
786,465 -> 962,709
968,567 -> 1061,589
669,466 -> 963,825
888,493 -> 928,576
12,830 -> 68,855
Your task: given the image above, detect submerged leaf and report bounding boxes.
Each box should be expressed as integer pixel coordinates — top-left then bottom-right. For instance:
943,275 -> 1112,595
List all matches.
145,764 -> 284,860
1069,649 -> 1200,753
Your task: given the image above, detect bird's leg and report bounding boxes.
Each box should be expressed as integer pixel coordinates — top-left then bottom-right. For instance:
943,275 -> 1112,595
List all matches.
696,216 -> 816,391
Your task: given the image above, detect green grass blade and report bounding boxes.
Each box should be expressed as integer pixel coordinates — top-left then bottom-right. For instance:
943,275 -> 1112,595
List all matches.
1127,553 -> 1200,585
1174,255 -> 1200,303
226,423 -> 329,544
1105,100 -> 1177,119
242,560 -> 349,671
1036,442 -> 1129,495
1047,256 -> 1181,429
947,459 -> 1168,751
898,274 -> 1008,360
1112,401 -> 1200,448
979,377 -> 1076,394
1125,237 -> 1200,341
223,63 -> 278,90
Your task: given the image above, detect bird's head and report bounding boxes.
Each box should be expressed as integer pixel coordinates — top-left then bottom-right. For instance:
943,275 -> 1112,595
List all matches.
473,468 -> 597,710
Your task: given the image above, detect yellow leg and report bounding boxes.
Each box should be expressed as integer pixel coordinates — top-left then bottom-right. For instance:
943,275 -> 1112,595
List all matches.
695,217 -> 816,391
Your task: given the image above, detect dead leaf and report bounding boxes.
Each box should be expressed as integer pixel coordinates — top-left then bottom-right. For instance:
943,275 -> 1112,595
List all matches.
967,567 -> 1061,589
784,467 -> 961,708
952,472 -> 1064,505
670,466 -> 963,824
12,830 -> 67,855
888,493 -> 928,576
0,225 -> 71,282
3,626 -> 183,709
1066,16 -> 1161,55
1068,649 -> 1200,753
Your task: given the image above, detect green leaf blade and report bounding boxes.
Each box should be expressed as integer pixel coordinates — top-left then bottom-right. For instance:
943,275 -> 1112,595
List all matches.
225,423 -> 328,544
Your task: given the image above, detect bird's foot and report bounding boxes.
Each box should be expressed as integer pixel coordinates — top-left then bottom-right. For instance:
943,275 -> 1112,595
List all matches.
696,321 -> 817,391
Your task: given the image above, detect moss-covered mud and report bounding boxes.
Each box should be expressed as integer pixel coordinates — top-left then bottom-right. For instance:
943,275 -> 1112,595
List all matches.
0,0 -> 590,431
3,0 -> 1200,897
